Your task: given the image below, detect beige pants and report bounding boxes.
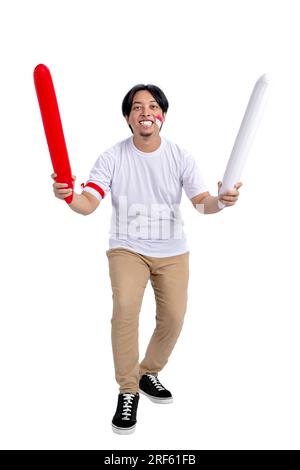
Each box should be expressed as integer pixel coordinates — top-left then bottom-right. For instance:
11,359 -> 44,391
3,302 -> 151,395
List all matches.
106,248 -> 189,393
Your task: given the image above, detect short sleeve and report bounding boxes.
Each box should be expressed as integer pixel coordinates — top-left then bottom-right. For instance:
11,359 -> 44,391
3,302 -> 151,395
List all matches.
181,150 -> 208,199
81,151 -> 114,202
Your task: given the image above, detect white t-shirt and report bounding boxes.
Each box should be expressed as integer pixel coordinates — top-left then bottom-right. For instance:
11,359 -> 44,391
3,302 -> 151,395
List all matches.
81,136 -> 208,257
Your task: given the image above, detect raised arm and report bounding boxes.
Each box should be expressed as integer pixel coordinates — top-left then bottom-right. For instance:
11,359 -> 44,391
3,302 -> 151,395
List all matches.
190,182 -> 242,214
51,173 -> 100,215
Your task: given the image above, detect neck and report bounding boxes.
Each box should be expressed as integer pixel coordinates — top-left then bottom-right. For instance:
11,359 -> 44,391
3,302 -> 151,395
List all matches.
132,134 -> 161,153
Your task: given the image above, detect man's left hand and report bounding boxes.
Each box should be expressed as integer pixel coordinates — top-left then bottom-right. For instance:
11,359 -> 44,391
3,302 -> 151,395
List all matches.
217,181 -> 243,207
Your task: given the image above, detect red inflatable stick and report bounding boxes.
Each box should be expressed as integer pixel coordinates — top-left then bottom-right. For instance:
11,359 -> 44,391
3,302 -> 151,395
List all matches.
34,64 -> 73,204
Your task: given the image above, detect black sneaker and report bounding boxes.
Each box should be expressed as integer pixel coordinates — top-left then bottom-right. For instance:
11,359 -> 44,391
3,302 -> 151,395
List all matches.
112,392 -> 139,435
139,374 -> 173,404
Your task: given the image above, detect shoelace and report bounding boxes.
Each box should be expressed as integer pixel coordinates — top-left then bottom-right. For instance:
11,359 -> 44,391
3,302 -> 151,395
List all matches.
121,393 -> 135,420
147,374 -> 165,391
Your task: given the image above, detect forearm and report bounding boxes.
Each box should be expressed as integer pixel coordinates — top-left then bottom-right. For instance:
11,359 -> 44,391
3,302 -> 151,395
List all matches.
68,192 -> 93,215
197,195 -> 221,214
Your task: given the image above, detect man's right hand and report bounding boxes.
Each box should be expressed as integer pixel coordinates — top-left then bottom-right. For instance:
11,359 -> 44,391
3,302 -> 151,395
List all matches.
51,172 -> 76,200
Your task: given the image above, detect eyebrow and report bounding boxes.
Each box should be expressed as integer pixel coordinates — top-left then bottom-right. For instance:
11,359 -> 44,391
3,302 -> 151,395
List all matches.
132,100 -> 158,105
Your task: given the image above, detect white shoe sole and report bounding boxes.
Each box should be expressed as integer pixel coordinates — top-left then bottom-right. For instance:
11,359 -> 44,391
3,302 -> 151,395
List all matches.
112,423 -> 136,435
139,389 -> 173,404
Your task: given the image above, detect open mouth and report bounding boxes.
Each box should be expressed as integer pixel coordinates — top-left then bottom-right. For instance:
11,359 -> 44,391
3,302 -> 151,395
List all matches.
139,120 -> 153,128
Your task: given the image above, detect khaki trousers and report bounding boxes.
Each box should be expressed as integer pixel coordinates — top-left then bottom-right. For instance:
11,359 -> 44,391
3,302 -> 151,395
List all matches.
106,248 -> 189,393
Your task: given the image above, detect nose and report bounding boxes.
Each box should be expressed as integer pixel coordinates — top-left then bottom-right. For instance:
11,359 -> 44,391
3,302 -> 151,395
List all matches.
140,106 -> 152,116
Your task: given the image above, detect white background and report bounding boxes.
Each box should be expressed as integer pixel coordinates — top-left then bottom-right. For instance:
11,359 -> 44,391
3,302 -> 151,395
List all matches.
0,0 -> 299,450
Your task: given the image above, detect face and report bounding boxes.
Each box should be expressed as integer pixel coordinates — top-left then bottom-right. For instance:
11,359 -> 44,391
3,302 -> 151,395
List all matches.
125,90 -> 165,137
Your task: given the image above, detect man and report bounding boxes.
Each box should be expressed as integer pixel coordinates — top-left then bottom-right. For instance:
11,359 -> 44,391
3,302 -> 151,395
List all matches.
51,84 -> 242,435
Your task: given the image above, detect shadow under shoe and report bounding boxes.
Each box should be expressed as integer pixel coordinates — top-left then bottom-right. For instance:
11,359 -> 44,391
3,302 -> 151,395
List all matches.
112,392 -> 140,435
139,374 -> 173,404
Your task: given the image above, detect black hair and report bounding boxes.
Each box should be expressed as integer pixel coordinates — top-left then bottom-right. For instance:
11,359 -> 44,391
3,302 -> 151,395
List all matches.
122,84 -> 169,133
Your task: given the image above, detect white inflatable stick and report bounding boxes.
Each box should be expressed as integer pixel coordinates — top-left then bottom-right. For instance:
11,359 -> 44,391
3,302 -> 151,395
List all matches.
218,74 -> 270,209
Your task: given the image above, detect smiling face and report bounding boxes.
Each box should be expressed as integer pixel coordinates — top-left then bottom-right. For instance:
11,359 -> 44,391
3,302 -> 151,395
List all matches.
125,90 -> 165,138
